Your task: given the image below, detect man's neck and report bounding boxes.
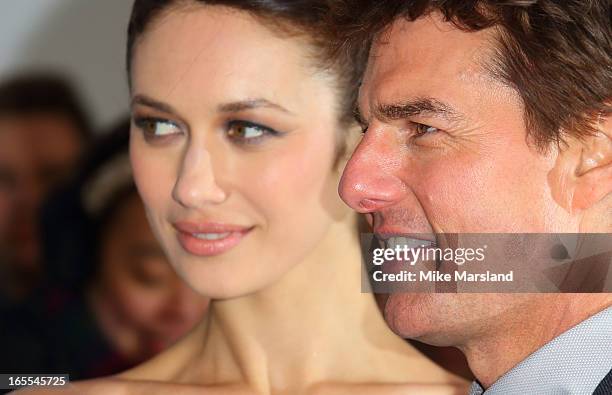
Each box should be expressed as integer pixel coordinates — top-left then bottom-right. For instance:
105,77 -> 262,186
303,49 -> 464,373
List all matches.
462,294 -> 612,389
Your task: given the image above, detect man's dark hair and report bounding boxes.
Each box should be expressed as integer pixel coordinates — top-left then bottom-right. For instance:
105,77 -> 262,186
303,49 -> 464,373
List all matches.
127,0 -> 367,128
0,73 -> 92,141
334,0 -> 612,149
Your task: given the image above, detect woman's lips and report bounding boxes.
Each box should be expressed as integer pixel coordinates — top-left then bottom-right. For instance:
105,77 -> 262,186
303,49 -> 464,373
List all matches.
173,222 -> 252,257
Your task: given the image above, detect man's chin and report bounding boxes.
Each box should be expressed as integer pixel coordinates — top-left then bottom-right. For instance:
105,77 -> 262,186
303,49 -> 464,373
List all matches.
383,293 -> 462,346
384,293 -> 431,336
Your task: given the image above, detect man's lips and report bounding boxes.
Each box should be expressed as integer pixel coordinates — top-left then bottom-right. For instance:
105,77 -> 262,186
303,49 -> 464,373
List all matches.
172,221 -> 253,257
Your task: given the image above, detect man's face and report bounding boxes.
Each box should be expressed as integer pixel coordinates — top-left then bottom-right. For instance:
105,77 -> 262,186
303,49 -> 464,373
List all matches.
0,129 -> 30,250
339,14 -> 574,345
0,113 -> 82,274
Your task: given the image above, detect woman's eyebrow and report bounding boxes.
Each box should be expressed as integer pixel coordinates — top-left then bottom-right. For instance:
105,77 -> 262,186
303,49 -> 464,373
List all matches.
131,95 -> 296,118
131,94 -> 178,115
217,98 -> 295,115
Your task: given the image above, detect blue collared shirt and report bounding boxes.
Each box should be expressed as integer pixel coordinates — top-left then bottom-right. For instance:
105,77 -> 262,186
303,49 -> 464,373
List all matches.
469,306 -> 612,395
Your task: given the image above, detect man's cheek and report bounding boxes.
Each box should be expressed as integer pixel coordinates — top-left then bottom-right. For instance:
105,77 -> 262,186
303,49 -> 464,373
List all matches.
414,167 -> 483,231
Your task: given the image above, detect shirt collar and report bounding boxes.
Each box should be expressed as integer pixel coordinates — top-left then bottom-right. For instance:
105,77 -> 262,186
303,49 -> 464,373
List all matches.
469,306 -> 612,395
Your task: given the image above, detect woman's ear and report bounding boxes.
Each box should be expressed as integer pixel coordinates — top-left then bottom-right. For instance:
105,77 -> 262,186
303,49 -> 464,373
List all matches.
549,113 -> 612,213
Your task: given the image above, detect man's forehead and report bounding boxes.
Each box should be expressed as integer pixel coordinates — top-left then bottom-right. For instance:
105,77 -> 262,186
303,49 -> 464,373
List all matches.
373,12 -> 496,71
360,12 -> 501,111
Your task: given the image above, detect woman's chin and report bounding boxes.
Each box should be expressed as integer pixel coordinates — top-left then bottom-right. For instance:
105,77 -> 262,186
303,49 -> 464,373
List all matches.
176,271 -> 274,300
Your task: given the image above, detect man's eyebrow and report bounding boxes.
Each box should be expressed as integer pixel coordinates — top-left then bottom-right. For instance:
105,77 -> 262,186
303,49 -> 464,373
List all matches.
217,98 -> 294,115
374,98 -> 463,123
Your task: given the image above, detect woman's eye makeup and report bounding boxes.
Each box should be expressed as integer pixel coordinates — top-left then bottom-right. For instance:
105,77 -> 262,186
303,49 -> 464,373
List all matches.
225,120 -> 282,145
133,115 -> 284,146
133,117 -> 182,142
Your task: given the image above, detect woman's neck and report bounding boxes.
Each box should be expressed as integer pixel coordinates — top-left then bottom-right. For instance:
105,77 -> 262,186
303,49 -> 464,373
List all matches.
176,215 -> 432,393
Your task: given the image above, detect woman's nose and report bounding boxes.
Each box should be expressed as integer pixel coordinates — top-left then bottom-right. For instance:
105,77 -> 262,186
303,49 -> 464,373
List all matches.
172,144 -> 227,209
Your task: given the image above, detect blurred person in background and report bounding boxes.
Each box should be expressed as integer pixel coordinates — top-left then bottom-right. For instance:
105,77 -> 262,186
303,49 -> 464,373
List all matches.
0,119 -> 209,381
0,128 -> 30,310
0,74 -> 92,305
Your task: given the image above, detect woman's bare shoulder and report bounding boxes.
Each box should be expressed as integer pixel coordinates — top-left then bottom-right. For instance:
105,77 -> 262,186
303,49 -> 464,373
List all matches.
9,377 -> 129,395
101,326 -> 201,384
12,378 -> 468,395
11,377 -> 255,395
308,382 -> 469,395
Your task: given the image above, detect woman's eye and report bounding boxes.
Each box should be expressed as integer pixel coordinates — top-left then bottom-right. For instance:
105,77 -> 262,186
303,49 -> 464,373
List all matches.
414,123 -> 440,137
226,121 -> 279,144
134,117 -> 181,139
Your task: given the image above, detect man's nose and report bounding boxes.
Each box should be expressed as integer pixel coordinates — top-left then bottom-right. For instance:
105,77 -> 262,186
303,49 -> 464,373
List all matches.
339,129 -> 406,213
172,143 -> 227,209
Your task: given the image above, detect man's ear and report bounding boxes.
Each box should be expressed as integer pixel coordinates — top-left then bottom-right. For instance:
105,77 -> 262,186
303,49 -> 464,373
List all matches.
573,113 -> 612,211
549,113 -> 612,213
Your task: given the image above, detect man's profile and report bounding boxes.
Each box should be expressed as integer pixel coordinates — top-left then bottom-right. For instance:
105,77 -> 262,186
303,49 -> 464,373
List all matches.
336,0 -> 611,393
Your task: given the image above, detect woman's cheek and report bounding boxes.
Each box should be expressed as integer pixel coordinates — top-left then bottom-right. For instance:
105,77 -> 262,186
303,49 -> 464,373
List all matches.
245,158 -> 293,218
131,147 -> 175,213
260,152 -> 327,211
130,145 -> 154,203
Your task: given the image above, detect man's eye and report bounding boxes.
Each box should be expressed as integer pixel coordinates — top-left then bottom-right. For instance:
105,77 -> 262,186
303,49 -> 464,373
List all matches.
226,120 -> 279,144
134,117 -> 181,138
414,123 -> 440,137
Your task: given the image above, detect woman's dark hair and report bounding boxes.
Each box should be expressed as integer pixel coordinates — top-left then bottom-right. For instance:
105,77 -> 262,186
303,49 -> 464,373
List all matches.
333,0 -> 612,150
127,0 -> 367,130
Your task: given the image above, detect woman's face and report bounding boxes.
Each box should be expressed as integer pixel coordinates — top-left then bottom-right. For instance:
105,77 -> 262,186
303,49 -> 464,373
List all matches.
129,5 -> 349,298
99,192 -> 209,352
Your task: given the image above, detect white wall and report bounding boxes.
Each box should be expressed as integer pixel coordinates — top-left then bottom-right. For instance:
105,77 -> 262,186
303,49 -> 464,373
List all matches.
0,0 -> 135,131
